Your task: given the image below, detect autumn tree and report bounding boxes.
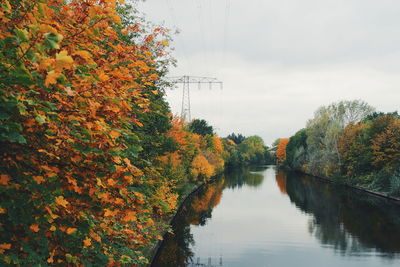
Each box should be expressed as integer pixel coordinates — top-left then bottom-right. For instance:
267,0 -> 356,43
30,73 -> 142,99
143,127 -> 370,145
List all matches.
276,138 -> 290,164
0,0 -> 177,265
306,100 -> 374,177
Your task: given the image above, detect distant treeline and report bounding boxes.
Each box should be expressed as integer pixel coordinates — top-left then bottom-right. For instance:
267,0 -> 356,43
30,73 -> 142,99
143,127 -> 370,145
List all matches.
223,133 -> 275,167
276,100 -> 400,197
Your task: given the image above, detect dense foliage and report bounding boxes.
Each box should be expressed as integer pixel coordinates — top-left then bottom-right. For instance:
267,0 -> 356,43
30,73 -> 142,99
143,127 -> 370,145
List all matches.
224,134 -> 274,166
0,0 -> 228,265
282,100 -> 400,196
188,119 -> 214,136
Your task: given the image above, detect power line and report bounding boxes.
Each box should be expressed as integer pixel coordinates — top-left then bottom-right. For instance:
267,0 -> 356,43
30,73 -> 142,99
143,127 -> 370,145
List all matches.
194,0 -> 209,75
222,0 -> 230,65
165,0 -> 191,72
165,75 -> 223,121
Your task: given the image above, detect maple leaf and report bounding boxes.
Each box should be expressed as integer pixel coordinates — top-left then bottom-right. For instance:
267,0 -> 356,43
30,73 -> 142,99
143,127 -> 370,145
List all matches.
0,174 -> 10,185
55,50 -> 74,70
55,196 -> 69,208
30,223 -> 40,232
50,225 -> 56,231
45,70 -> 61,87
33,176 -> 45,184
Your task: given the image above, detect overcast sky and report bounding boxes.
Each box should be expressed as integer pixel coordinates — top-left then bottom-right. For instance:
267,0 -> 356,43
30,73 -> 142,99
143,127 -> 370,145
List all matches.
136,0 -> 400,145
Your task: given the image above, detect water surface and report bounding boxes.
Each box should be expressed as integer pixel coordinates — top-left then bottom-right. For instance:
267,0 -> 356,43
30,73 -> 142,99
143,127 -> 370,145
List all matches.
152,166 -> 400,267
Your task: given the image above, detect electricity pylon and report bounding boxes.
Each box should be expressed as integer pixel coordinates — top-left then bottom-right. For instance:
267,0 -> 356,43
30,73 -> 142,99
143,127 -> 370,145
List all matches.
165,75 -> 223,121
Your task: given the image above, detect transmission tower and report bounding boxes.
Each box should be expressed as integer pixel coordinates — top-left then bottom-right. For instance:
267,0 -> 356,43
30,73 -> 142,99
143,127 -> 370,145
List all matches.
165,76 -> 223,121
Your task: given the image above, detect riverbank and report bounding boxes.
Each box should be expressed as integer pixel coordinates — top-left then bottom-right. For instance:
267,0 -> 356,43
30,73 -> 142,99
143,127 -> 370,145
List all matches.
285,167 -> 400,203
151,166 -> 400,266
146,175 -> 220,266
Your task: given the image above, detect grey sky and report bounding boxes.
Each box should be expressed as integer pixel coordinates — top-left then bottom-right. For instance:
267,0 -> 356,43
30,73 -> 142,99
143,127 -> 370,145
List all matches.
136,0 -> 400,145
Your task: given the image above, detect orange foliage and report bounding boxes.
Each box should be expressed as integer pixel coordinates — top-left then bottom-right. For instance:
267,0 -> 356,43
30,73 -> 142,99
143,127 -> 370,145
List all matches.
275,171 -> 287,195
0,0 -> 173,264
276,138 -> 290,163
158,116 -> 225,183
213,135 -> 224,154
371,119 -> 400,169
191,154 -> 215,180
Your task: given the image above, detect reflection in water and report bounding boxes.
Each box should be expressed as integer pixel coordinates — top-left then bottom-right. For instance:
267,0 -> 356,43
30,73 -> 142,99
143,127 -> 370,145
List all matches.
152,167 -> 400,267
285,171 -> 400,256
275,170 -> 287,195
152,168 -> 264,266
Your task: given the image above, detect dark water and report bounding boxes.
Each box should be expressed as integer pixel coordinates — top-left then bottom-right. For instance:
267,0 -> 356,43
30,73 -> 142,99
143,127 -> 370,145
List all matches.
151,166 -> 400,267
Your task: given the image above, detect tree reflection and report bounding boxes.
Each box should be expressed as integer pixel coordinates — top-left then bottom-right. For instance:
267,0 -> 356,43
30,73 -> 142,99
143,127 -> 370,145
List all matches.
282,171 -> 400,256
151,168 -> 265,266
275,170 -> 287,195
223,167 -> 265,189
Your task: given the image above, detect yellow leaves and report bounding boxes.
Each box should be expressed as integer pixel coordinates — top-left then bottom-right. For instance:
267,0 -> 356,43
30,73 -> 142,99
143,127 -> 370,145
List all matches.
123,211 -> 137,222
0,207 -> 6,214
66,228 -> 77,235
55,196 -> 69,208
38,25 -> 59,34
45,70 -> 61,87
191,154 -> 215,179
0,243 -> 11,254
213,135 -> 224,154
0,174 -> 10,185
30,223 -> 40,233
96,178 -> 105,188
39,58 -> 54,71
109,130 -> 121,139
55,50 -> 74,71
83,237 -> 91,247
74,50 -> 93,62
33,175 -> 45,184
50,225 -> 56,231
161,40 -> 169,46
112,156 -> 121,164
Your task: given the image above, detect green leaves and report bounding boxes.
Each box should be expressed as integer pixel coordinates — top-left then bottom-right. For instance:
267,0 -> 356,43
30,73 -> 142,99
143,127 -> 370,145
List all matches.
43,33 -> 63,50
14,28 -> 29,42
0,122 -> 26,143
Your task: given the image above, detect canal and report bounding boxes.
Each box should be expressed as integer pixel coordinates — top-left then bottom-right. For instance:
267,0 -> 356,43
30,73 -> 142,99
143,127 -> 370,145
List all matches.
151,166 -> 400,267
